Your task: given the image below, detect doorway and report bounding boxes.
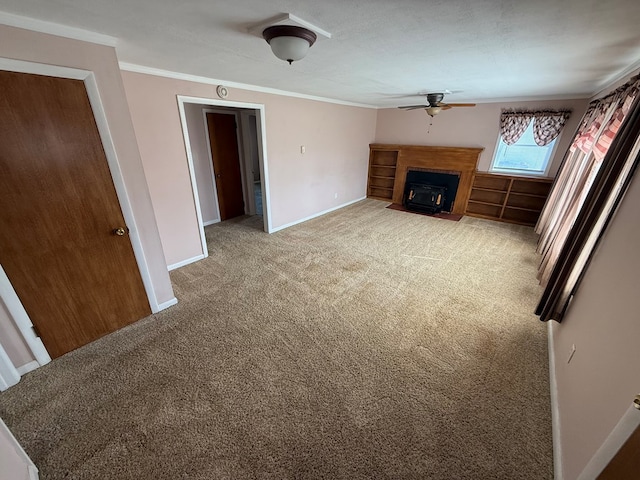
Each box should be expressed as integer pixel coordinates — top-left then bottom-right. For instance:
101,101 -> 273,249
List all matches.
177,96 -> 272,260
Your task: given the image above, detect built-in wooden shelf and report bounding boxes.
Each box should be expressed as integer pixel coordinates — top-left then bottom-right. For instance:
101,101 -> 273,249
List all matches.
367,149 -> 398,201
465,172 -> 553,226
367,144 -> 483,214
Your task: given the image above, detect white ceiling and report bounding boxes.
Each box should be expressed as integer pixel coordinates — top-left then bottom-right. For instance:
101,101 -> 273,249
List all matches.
2,0 -> 640,107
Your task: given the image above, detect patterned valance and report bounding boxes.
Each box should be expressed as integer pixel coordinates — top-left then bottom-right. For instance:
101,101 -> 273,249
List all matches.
500,110 -> 572,146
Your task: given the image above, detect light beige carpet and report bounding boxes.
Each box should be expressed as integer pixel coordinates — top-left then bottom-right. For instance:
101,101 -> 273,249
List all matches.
0,199 -> 552,479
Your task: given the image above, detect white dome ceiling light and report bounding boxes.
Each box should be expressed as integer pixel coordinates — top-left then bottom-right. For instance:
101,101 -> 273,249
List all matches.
262,25 -> 317,65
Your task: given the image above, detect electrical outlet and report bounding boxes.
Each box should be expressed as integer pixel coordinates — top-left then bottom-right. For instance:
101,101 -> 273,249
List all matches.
300,145 -> 306,154
334,193 -> 338,199
567,344 -> 576,364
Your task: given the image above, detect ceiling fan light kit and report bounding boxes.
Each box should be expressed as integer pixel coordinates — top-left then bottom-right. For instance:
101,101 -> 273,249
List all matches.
398,92 -> 476,117
262,25 -> 317,64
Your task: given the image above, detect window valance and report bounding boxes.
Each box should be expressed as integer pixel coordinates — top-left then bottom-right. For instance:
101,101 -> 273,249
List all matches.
500,110 -> 572,146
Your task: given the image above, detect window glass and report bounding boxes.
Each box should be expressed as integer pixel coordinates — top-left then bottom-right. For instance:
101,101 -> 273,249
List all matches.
491,122 -> 557,175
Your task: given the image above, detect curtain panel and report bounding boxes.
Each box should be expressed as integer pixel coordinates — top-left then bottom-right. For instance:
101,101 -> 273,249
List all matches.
535,75 -> 640,322
536,94 -> 640,321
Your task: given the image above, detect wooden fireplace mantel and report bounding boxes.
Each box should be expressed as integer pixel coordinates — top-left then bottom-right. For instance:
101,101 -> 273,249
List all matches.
367,144 -> 484,214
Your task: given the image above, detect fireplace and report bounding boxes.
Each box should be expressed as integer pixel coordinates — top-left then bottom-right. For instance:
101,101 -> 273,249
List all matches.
403,169 -> 461,213
367,144 -> 483,215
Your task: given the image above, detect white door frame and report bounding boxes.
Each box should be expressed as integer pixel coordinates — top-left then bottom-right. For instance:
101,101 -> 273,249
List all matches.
0,58 -> 163,386
239,111 -> 260,216
176,96 -> 272,253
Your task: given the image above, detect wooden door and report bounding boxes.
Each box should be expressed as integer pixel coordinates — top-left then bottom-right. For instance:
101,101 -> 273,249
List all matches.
206,112 -> 245,220
0,71 -> 151,359
597,423 -> 640,479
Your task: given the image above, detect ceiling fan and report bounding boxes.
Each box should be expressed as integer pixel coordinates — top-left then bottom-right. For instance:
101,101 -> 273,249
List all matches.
398,93 -> 476,117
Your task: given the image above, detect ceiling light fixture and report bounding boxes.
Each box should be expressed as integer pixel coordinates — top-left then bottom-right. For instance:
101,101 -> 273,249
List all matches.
262,25 -> 317,65
425,106 -> 442,117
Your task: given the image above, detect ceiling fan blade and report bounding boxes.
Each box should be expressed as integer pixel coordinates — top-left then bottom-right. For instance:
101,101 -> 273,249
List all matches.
440,104 -> 453,110
445,103 -> 477,107
398,105 -> 427,110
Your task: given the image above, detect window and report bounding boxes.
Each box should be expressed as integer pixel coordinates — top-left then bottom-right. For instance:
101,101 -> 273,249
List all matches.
491,121 -> 557,175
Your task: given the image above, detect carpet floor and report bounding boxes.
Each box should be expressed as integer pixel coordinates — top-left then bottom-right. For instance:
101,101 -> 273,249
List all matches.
0,199 -> 552,479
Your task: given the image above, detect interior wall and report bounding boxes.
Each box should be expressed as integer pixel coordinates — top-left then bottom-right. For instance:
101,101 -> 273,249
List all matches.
184,103 -> 220,226
121,71 -> 378,267
551,168 -> 640,480
0,25 -> 175,366
551,68 -> 640,480
375,98 -> 588,177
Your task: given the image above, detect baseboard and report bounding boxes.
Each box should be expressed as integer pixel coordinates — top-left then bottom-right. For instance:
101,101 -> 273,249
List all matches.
548,321 -> 563,480
167,254 -> 206,271
202,219 -> 220,226
16,360 -> 40,376
269,196 -> 366,233
156,297 -> 178,311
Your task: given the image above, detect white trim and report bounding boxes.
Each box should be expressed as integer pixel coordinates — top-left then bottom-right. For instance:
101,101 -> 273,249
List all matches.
0,11 -> 117,47
591,59 -> 640,100
120,63 -> 377,109
177,99 -> 211,259
167,254 -> 206,271
0,265 -> 51,367
0,342 -> 20,391
29,465 -> 40,480
547,322 -> 563,480
203,219 -> 220,227
0,417 -> 39,477
156,297 -> 178,311
177,95 -> 272,235
239,111 -> 258,215
256,107 -> 272,232
270,196 -> 366,233
578,401 -> 640,479
83,73 -> 161,312
16,361 -> 40,376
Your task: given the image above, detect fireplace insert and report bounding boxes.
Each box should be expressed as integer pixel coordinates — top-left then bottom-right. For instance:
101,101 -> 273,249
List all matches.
404,183 -> 447,214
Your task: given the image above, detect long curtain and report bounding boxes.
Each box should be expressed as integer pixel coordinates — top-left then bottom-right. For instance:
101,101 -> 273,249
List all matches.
535,75 -> 640,321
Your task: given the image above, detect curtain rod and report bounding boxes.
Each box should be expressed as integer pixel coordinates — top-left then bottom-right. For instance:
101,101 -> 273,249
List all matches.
501,109 -> 572,115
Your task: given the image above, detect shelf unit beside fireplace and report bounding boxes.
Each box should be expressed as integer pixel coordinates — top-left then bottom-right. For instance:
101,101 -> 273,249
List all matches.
367,149 -> 398,200
465,172 -> 553,226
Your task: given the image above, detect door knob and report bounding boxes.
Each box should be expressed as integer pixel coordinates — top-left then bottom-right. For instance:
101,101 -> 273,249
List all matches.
113,227 -> 127,236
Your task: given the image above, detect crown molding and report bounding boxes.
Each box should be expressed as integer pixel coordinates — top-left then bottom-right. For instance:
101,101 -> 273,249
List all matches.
118,62 -> 377,109
0,11 -> 117,47
590,56 -> 640,100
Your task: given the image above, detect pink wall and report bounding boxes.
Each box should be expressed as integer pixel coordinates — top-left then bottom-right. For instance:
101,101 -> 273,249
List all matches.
551,69 -> 640,479
184,103 -> 220,226
121,71 -> 377,266
551,169 -> 640,479
0,419 -> 33,480
375,98 -> 588,177
0,25 -> 175,366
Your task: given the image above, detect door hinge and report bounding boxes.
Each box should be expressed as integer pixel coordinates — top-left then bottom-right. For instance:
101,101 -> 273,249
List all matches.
32,325 -> 42,338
